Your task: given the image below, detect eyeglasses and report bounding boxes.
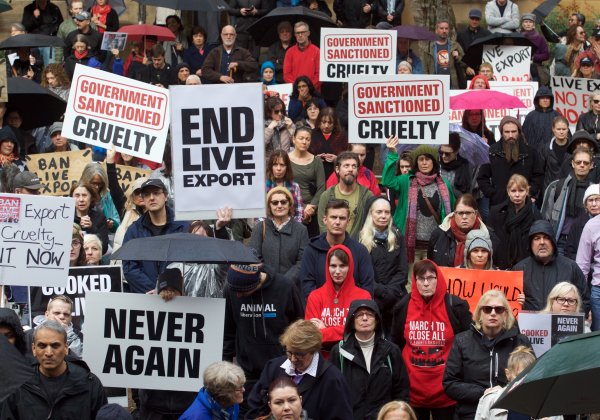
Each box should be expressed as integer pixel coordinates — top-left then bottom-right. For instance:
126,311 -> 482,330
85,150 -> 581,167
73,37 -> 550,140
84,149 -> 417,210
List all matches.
593,99 -> 600,104
71,240 -> 82,248
273,109 -> 283,114
555,297 -> 578,306
142,189 -> 164,198
439,151 -> 454,157
133,190 -> 142,197
416,275 -> 437,283
286,350 -> 309,359
270,199 -> 289,206
587,197 -> 600,204
456,210 -> 476,218
355,310 -> 376,319
295,31 -> 308,35
481,305 -> 507,314
573,160 -> 592,166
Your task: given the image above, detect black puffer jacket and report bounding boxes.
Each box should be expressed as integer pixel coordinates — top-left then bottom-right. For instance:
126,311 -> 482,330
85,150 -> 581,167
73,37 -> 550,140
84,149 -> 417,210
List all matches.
522,86 -> 562,148
329,300 -> 409,420
442,325 -> 532,420
1,360 -> 107,420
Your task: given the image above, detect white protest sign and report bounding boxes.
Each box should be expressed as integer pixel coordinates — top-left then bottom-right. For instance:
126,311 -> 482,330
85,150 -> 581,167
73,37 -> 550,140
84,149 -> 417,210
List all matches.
551,76 -> 598,127
83,292 -> 225,391
267,83 -> 293,111
449,81 -> 538,139
320,28 -> 397,82
0,194 -> 74,287
483,45 -> 531,82
349,75 -> 449,144
518,311 -> 585,357
62,64 -> 170,163
170,83 -> 266,220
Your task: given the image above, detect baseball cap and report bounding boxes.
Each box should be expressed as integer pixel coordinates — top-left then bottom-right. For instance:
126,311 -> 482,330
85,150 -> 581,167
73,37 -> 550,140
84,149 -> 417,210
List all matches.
75,11 -> 91,21
521,13 -> 536,22
49,122 -> 63,136
580,57 -> 594,67
13,171 -> 43,190
140,178 -> 167,192
469,9 -> 482,19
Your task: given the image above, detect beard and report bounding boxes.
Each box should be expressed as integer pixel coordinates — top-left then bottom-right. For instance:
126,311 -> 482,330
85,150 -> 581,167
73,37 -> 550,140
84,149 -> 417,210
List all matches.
502,139 -> 520,164
342,173 -> 356,186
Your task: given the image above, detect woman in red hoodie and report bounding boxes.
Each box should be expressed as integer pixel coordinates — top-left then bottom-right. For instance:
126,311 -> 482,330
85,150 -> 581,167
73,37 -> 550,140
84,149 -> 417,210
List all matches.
390,259 -> 472,420
305,244 -> 371,357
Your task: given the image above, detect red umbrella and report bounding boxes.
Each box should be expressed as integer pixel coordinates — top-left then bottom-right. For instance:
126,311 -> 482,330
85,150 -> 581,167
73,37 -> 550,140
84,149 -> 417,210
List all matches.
118,24 -> 176,42
450,89 -> 527,110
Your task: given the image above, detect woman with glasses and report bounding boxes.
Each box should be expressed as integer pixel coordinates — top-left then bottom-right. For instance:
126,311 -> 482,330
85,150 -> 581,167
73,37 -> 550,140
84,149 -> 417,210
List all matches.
575,90 -> 600,139
295,98 -> 322,130
70,224 -> 87,267
111,177 -> 147,255
264,96 -> 295,161
391,259 -> 472,420
443,290 -> 532,420
330,299 -> 409,420
250,187 -> 308,287
265,150 -> 304,222
543,281 -> 584,314
246,319 -> 353,420
541,148 -> 596,255
288,76 -> 327,122
428,194 -> 498,268
488,174 -> 542,269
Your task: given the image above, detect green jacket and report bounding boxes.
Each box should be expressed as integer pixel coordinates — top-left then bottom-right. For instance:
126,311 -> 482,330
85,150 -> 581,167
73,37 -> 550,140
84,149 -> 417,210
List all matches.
382,152 -> 455,233
317,184 -> 373,238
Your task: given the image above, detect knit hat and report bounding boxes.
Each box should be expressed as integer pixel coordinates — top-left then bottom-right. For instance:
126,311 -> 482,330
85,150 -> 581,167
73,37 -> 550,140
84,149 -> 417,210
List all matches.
499,116 -> 522,133
0,126 -> 18,149
96,403 -> 133,420
156,268 -> 184,295
464,229 -> 493,269
583,183 -> 600,205
410,145 -> 439,174
48,122 -> 63,136
260,61 -> 276,84
227,263 -> 261,292
521,13 -> 536,22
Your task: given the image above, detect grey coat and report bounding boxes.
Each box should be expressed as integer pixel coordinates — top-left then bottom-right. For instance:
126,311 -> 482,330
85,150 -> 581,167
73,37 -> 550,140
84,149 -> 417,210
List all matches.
249,218 -> 309,287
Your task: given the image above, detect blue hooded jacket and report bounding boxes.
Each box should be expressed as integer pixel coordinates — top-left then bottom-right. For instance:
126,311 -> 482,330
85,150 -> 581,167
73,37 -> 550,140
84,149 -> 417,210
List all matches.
179,388 -> 239,420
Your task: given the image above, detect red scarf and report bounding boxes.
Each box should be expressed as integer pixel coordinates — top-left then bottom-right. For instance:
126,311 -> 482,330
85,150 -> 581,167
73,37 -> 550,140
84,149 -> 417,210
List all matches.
0,153 -> 16,166
91,3 -> 112,33
450,216 -> 481,266
74,49 -> 88,60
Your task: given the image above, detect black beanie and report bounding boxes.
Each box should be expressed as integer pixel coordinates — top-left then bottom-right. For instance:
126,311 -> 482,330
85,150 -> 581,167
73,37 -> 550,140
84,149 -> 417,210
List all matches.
156,268 -> 184,295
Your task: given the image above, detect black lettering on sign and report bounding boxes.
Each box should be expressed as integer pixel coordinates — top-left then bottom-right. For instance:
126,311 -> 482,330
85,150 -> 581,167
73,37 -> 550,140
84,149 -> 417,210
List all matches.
103,345 -> 201,378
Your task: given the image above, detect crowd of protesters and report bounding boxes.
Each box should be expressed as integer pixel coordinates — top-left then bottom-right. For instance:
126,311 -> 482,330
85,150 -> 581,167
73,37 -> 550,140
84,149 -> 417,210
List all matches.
1,0 -> 600,419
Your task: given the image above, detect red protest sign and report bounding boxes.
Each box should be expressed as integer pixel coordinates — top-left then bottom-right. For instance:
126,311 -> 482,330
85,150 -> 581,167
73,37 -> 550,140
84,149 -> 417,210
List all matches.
439,267 -> 523,317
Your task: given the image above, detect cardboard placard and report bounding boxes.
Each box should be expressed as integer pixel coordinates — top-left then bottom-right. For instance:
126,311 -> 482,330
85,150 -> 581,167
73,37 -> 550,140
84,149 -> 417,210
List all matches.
483,45 -> 531,82
349,75 -> 450,144
440,267 -> 524,316
319,28 -> 397,82
0,58 -> 7,102
25,149 -> 93,196
30,265 -> 124,330
0,194 -> 74,287
169,83 -> 266,220
83,292 -> 225,391
518,311 -> 585,356
62,65 -> 170,163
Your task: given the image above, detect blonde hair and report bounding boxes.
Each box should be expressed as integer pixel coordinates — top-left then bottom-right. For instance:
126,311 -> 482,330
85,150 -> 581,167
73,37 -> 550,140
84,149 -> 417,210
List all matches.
377,401 -> 417,420
83,233 -> 102,250
266,186 -> 294,218
506,346 -> 536,381
506,174 -> 529,194
359,198 -> 397,252
279,319 -> 322,353
474,290 -> 516,331
542,281 -> 583,312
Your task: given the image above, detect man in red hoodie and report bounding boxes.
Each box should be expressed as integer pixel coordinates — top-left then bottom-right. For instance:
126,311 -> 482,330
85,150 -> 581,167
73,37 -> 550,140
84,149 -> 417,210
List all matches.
390,259 -> 472,420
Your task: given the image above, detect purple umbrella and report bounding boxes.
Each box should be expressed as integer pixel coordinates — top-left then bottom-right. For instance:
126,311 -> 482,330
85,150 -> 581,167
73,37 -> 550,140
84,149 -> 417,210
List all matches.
393,25 -> 437,41
449,123 -> 490,166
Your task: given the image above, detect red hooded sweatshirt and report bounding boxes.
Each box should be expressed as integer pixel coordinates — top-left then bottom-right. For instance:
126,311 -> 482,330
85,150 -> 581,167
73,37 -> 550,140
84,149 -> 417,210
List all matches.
305,244 -> 372,355
402,260 -> 456,408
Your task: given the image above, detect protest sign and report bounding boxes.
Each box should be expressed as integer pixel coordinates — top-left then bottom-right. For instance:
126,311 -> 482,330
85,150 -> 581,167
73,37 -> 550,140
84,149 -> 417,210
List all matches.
26,149 -> 93,196
266,83 -> 293,110
439,267 -> 523,316
62,65 -> 170,163
551,76 -> 598,127
0,58 -> 7,102
349,75 -> 449,144
100,163 -> 152,195
30,265 -> 123,330
449,81 -> 538,139
483,45 -> 531,82
83,292 -> 225,391
518,311 -> 585,356
170,83 -> 266,220
101,32 -> 127,51
0,194 -> 74,287
320,28 -> 397,82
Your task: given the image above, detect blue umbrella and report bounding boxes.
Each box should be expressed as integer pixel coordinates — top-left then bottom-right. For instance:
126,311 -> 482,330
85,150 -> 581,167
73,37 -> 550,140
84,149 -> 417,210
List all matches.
449,123 -> 490,166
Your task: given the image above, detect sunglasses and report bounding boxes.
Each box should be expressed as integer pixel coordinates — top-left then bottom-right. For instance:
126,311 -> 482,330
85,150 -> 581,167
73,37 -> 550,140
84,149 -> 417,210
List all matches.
273,109 -> 284,114
481,305 -> 506,314
439,151 -> 454,157
270,199 -> 288,206
594,99 -> 600,104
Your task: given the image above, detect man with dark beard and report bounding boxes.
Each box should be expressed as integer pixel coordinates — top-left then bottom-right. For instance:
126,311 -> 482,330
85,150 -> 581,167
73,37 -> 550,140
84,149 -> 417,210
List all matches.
477,116 -> 545,207
318,151 -> 374,238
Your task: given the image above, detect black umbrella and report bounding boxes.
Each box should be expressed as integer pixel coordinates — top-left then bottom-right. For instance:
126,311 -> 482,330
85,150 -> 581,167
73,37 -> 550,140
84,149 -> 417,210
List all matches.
493,331 -> 600,417
394,25 -> 437,41
7,78 -> 67,130
532,0 -> 561,20
463,32 -> 536,70
0,335 -> 33,403
83,0 -> 127,15
0,34 -> 65,50
247,6 -> 335,47
0,0 -> 12,13
132,0 -> 230,12
110,233 -> 260,264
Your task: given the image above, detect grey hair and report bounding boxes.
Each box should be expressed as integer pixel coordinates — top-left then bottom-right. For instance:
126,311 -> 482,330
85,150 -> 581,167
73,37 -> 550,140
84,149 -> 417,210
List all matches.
203,361 -> 245,407
34,319 -> 67,344
80,162 -> 109,195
